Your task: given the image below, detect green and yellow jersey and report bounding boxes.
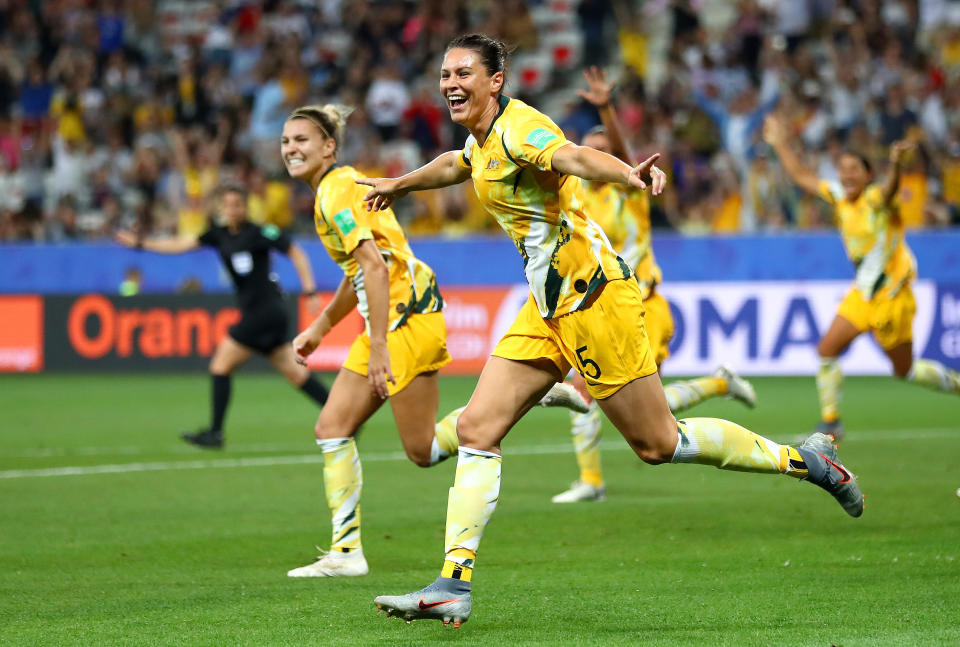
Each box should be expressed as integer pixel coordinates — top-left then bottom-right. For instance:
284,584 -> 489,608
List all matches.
456,96 -> 631,319
816,180 -> 916,299
582,181 -> 661,299
314,165 -> 443,331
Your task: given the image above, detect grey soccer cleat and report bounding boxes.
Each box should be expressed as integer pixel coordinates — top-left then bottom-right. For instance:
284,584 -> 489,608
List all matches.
375,578 -> 472,628
814,419 -> 845,444
797,432 -> 863,518
714,365 -> 757,408
538,382 -> 590,413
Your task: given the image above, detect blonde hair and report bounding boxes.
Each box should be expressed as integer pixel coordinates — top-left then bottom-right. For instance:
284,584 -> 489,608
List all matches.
287,104 -> 354,155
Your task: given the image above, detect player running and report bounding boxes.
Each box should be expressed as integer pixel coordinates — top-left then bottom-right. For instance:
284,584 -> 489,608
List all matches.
764,116 -> 960,440
552,66 -> 758,504
116,185 -> 329,449
280,104 -> 586,578
357,34 -> 863,627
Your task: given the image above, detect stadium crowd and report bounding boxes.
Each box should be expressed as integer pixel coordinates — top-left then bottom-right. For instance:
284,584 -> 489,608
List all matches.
0,0 -> 959,243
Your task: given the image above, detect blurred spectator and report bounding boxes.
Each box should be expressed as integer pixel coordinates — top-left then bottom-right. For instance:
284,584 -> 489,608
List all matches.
0,0 -> 957,244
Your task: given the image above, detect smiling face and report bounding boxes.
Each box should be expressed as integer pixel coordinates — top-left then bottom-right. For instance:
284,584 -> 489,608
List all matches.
440,47 -> 503,131
837,154 -> 871,201
280,118 -> 336,186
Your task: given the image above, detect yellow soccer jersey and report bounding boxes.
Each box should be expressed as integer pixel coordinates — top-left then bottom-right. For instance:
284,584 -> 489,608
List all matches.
816,180 -> 916,299
314,165 -> 443,330
582,181 -> 662,298
456,96 -> 631,319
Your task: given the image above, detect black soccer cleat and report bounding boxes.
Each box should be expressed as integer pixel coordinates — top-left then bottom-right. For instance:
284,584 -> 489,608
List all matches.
180,429 -> 224,449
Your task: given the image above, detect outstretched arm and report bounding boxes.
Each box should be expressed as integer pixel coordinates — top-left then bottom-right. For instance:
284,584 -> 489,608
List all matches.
356,151 -> 472,211
578,66 -> 632,164
882,140 -> 914,206
116,230 -> 199,254
762,115 -> 820,196
551,146 -> 667,195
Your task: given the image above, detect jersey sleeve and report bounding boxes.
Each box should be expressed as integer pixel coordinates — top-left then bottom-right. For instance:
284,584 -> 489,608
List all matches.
320,177 -> 375,255
258,223 -> 292,253
456,135 -> 476,170
502,110 -> 571,172
197,228 -> 219,248
815,179 -> 840,206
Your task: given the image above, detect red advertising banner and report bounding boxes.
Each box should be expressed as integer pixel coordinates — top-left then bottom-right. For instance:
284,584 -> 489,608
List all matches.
0,295 -> 44,372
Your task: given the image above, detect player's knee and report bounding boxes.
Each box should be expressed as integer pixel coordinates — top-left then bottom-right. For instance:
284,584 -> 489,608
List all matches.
314,417 -> 349,440
455,409 -> 501,452
816,339 -> 834,358
632,442 -> 674,465
405,446 -> 433,468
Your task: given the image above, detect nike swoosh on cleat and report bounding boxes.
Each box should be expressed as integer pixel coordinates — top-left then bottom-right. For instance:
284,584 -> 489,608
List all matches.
819,452 -> 851,484
418,597 -> 460,610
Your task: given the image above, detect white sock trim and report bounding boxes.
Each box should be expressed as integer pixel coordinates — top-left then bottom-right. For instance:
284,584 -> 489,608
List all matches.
459,446 -> 501,459
316,437 -> 353,452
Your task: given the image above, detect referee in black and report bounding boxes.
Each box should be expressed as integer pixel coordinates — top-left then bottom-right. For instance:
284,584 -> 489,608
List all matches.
117,184 -> 329,448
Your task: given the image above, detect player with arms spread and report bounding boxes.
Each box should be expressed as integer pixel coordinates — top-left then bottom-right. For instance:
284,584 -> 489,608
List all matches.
552,66 -> 758,504
359,34 -> 864,627
116,185 -> 329,448
764,116 -> 960,440
279,104 -> 585,578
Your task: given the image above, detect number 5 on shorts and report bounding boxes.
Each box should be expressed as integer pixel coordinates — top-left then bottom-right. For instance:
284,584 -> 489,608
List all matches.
575,345 -> 602,380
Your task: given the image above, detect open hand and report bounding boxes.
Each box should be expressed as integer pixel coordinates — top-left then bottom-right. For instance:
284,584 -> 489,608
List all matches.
576,66 -> 614,107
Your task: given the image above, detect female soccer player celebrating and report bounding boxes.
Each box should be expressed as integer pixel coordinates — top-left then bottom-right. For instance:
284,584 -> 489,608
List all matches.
116,186 -> 329,448
280,104 -> 584,578
764,116 -> 960,440
359,34 -> 864,627
553,66 -> 758,504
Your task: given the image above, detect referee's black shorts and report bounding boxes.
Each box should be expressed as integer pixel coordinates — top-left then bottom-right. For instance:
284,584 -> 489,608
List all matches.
228,302 -> 292,355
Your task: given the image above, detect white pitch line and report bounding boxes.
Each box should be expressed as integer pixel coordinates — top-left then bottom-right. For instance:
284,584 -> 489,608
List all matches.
0,442 -> 591,480
1,428 -> 957,481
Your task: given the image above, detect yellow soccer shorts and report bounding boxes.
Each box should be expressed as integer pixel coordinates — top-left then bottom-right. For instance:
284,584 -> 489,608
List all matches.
492,278 -> 658,400
642,290 -> 675,366
836,283 -> 916,350
343,310 -> 452,396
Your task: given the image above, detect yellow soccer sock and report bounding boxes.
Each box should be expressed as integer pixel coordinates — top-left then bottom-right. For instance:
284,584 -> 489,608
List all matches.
663,377 -> 727,413
908,359 -> 960,395
430,406 -> 464,465
442,447 -> 501,581
317,437 -> 363,553
569,406 -> 603,487
817,357 -> 842,423
671,418 -> 809,479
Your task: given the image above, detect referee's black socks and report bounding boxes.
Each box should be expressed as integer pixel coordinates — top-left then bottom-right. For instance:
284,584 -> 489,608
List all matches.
300,375 -> 330,407
211,374 -> 231,434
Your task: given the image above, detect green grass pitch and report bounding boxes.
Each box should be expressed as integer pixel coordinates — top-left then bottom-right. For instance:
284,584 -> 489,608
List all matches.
1,373 -> 958,646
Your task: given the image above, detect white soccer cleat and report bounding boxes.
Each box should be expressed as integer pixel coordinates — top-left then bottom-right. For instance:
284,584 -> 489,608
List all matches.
375,579 -> 472,627
286,547 -> 369,578
538,382 -> 590,413
551,480 -> 606,503
714,365 -> 757,409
